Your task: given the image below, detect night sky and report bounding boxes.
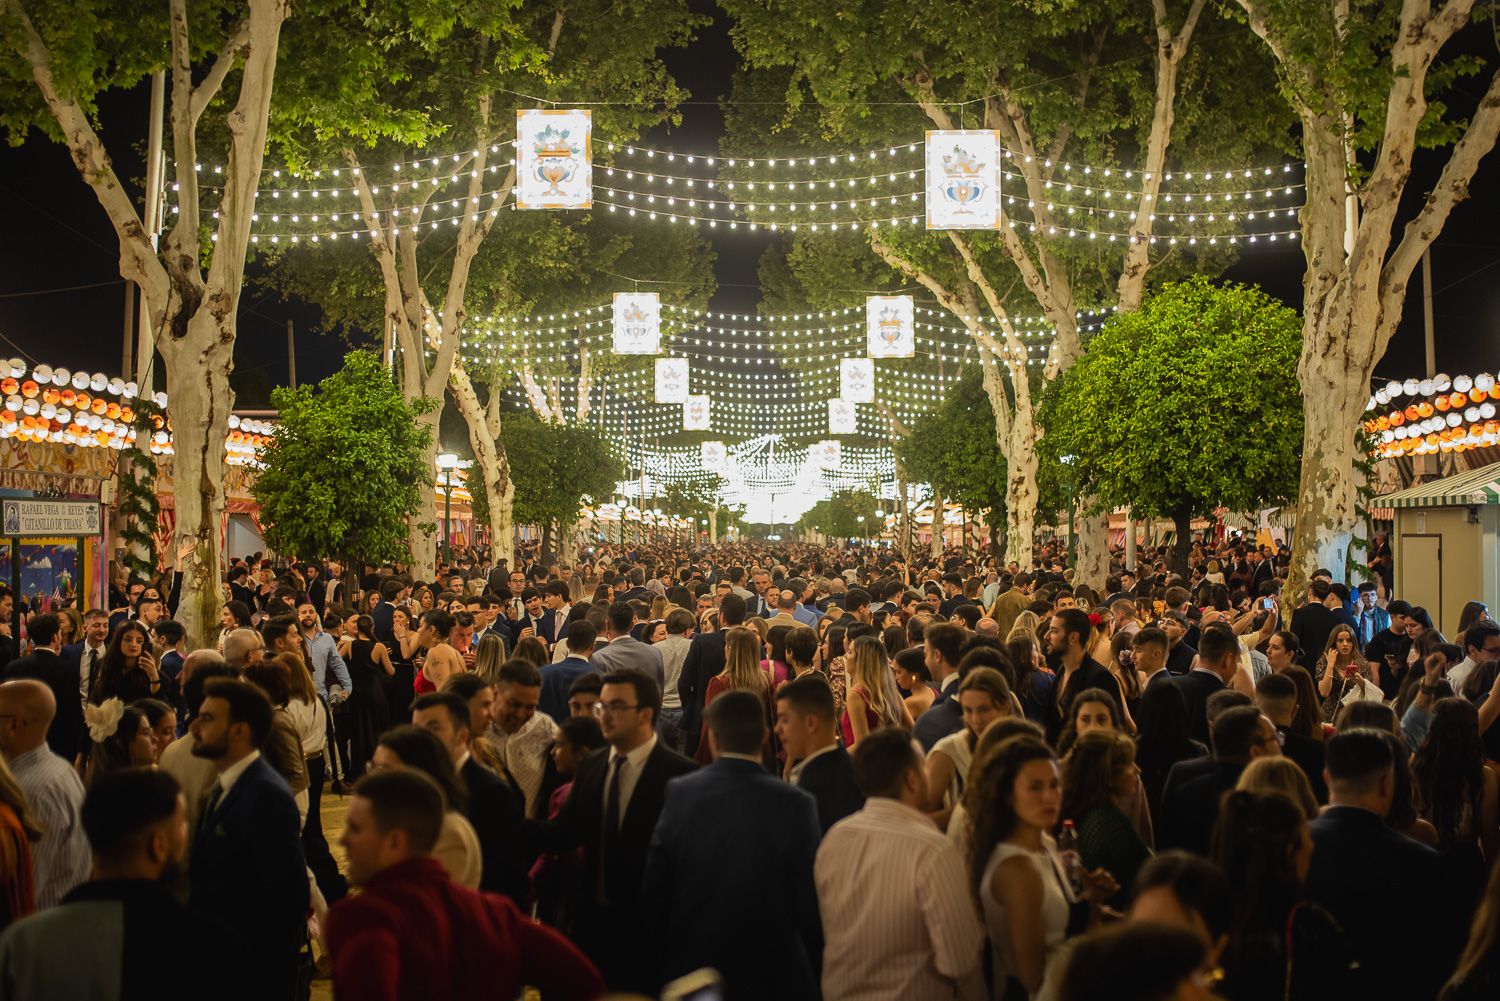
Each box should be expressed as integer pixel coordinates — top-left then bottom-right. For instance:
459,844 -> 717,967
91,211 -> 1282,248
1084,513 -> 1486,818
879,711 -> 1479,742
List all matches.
1,5 -> 1497,412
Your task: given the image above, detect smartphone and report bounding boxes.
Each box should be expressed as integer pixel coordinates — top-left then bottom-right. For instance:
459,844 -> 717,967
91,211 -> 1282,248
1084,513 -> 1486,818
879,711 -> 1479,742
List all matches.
662,969 -> 724,1001
1260,597 -> 1275,610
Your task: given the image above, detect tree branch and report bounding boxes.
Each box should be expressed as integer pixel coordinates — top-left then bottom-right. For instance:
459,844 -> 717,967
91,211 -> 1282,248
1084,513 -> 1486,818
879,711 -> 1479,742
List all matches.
876,402 -> 911,438
189,18 -> 251,129
165,0 -> 203,282
1379,65 -> 1500,350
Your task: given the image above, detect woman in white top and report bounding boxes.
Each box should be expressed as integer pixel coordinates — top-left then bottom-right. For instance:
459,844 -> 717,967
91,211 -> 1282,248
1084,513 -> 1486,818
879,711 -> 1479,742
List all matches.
925,668 -> 1013,828
372,727 -> 483,888
965,735 -> 1118,999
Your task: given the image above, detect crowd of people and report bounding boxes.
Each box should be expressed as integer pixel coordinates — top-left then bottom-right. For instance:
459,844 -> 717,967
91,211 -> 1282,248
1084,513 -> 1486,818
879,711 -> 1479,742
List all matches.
0,530 -> 1496,1001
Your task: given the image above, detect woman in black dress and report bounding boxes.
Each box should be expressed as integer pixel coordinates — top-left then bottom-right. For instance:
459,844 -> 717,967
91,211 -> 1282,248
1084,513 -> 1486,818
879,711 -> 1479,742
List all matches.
337,614 -> 394,779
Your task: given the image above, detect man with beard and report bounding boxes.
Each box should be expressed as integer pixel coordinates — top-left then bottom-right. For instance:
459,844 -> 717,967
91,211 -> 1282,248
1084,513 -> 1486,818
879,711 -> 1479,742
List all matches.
187,678 -> 308,1000
0,769 -> 245,999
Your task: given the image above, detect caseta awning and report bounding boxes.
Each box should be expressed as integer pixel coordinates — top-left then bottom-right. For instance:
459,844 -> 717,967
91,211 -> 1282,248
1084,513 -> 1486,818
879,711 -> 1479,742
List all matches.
1374,461 -> 1500,509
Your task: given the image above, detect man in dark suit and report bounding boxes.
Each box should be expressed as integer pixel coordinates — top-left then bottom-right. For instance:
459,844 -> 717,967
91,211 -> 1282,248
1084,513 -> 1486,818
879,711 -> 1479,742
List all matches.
519,587 -> 558,646
913,622 -> 966,752
679,593 -> 745,757
1289,578 -> 1339,671
1254,672 -> 1327,802
1048,608 -> 1125,744
1304,728 -> 1456,998
60,608 -> 109,706
1161,705 -> 1281,855
540,622 -> 601,723
371,577 -> 402,647
2,612 -> 85,761
1172,623 -> 1241,745
188,678 -> 309,1000
644,690 -> 822,1000
410,691 -> 530,904
776,675 -> 864,833
534,668 -> 696,993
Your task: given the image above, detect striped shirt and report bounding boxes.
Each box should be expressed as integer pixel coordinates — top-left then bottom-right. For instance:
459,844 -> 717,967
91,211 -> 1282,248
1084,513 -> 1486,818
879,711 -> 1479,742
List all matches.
815,797 -> 985,1001
8,745 -> 89,909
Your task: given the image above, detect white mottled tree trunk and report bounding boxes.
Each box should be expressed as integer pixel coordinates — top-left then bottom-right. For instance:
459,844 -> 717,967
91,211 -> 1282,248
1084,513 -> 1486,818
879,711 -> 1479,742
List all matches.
450,360 -> 514,567
1072,505 -> 1112,592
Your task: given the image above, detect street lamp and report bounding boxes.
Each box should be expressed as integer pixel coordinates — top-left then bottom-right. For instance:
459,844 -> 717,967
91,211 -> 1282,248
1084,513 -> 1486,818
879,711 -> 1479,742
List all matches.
436,452 -> 459,565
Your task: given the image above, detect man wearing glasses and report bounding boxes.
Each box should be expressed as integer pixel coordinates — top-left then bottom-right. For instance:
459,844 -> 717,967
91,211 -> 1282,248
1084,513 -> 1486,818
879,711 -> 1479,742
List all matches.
533,668 -> 695,994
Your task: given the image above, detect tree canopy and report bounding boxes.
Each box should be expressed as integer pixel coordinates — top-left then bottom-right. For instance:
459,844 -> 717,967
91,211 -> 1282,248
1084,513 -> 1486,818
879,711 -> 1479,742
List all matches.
1039,276 -> 1302,570
503,414 -> 621,553
898,368 -> 1008,555
253,351 -> 436,565
797,489 -> 883,540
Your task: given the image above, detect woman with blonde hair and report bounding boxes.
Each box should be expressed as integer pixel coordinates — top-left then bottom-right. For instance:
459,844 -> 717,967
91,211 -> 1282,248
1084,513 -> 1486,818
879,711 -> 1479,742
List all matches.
839,635 -> 914,749
512,635 -> 548,669
1235,755 -> 1319,819
1008,610 -> 1041,644
693,627 -> 772,766
472,632 -> 506,686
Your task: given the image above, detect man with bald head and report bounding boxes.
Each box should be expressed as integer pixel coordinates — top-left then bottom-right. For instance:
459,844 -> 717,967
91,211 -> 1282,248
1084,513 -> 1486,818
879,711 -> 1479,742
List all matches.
0,680 -> 89,907
221,628 -> 265,670
2,613 -> 84,761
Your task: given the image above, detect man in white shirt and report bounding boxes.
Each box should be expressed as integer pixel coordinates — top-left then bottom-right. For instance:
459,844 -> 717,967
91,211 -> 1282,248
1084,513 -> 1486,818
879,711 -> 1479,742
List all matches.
654,608 -> 694,753
0,680 -> 89,908
816,729 -> 984,1000
1449,619 -> 1500,694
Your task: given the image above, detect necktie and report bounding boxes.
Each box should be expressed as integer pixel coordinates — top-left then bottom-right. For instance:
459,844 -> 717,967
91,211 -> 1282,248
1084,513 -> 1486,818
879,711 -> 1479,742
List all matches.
197,782 -> 224,840
80,649 -> 92,700
599,754 -> 624,904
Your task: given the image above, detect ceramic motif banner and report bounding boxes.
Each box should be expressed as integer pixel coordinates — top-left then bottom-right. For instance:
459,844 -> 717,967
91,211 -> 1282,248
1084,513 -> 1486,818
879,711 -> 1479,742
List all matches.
655,358 -> 689,403
613,292 -> 661,355
828,399 -> 858,435
866,295 -> 915,359
925,130 -> 1002,230
840,358 -> 874,403
683,395 -> 711,431
516,110 -> 592,210
814,440 -> 842,469
700,441 -> 726,471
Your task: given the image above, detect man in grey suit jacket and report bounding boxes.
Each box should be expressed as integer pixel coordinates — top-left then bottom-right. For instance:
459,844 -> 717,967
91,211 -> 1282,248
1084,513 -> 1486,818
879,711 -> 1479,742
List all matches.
591,602 -> 664,691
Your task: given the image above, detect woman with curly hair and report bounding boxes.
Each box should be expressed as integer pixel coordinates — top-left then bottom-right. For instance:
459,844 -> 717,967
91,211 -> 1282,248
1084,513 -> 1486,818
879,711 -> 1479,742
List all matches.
1061,729 -> 1151,910
1413,698 -> 1499,905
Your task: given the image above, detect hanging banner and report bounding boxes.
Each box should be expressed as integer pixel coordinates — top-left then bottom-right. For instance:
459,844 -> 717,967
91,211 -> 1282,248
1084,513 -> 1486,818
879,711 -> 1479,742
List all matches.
925,130 -> 1002,230
828,399 -> 858,435
866,295 -> 915,359
840,357 -> 874,403
814,440 -> 842,470
700,441 -> 726,472
683,395 -> 711,431
655,358 -> 689,403
516,109 -> 592,210
612,292 -> 661,355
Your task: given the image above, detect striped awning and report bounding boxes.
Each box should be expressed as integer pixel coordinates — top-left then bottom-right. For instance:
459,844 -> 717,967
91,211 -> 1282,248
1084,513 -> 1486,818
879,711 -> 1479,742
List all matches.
1374,460 -> 1500,509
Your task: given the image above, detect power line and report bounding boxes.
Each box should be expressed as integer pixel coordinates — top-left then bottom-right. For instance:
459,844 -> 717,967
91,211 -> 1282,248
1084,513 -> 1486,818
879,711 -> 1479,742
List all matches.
0,279 -> 124,299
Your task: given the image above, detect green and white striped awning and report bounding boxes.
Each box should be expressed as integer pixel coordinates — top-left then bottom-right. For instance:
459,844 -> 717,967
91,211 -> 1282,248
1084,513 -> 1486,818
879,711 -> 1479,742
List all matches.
1374,461 -> 1500,509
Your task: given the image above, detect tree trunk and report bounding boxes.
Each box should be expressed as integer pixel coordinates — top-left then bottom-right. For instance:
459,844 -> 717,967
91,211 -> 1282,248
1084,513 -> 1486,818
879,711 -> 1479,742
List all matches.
409,410 -> 441,581
930,486 -> 944,559
541,521 -> 555,568
1072,502 -> 1112,592
164,314 -> 234,649
709,506 -> 719,544
987,518 -> 1003,563
1171,505 -> 1194,577
449,363 -> 514,568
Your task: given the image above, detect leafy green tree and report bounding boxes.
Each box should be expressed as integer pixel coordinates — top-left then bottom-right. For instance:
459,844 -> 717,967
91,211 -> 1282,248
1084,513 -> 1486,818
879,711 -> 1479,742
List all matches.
253,351 -> 436,568
723,0 -> 1285,581
1039,277 -> 1302,574
1229,1 -> 1500,596
663,476 -> 730,543
0,0 -> 291,646
899,369 -> 1008,559
797,489 -> 882,541
263,0 -> 707,579
503,414 -> 621,562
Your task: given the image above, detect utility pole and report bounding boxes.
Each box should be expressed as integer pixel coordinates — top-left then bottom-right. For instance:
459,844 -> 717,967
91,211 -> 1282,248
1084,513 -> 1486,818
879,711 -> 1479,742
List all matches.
1422,249 -> 1436,377
135,70 -> 166,393
286,319 -> 297,389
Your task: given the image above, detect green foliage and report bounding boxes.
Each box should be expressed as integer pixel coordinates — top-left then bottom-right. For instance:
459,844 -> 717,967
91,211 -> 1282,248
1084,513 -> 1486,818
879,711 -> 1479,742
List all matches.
503,414 -> 621,532
253,352 -> 436,563
797,489 -> 882,539
898,368 -> 1007,530
1038,276 -> 1302,522
116,398 -> 162,586
662,476 -> 727,525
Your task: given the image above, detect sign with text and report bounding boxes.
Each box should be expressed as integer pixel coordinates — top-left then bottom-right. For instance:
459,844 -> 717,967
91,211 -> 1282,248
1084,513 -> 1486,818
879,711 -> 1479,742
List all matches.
2,499 -> 102,537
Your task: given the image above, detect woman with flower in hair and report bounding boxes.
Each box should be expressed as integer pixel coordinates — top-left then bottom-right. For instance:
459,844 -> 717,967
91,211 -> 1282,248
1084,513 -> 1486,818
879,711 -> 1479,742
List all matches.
83,700 -> 156,787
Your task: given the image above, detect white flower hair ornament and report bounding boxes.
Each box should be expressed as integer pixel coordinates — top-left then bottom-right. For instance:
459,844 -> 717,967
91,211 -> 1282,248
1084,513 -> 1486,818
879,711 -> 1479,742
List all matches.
85,698 -> 125,743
